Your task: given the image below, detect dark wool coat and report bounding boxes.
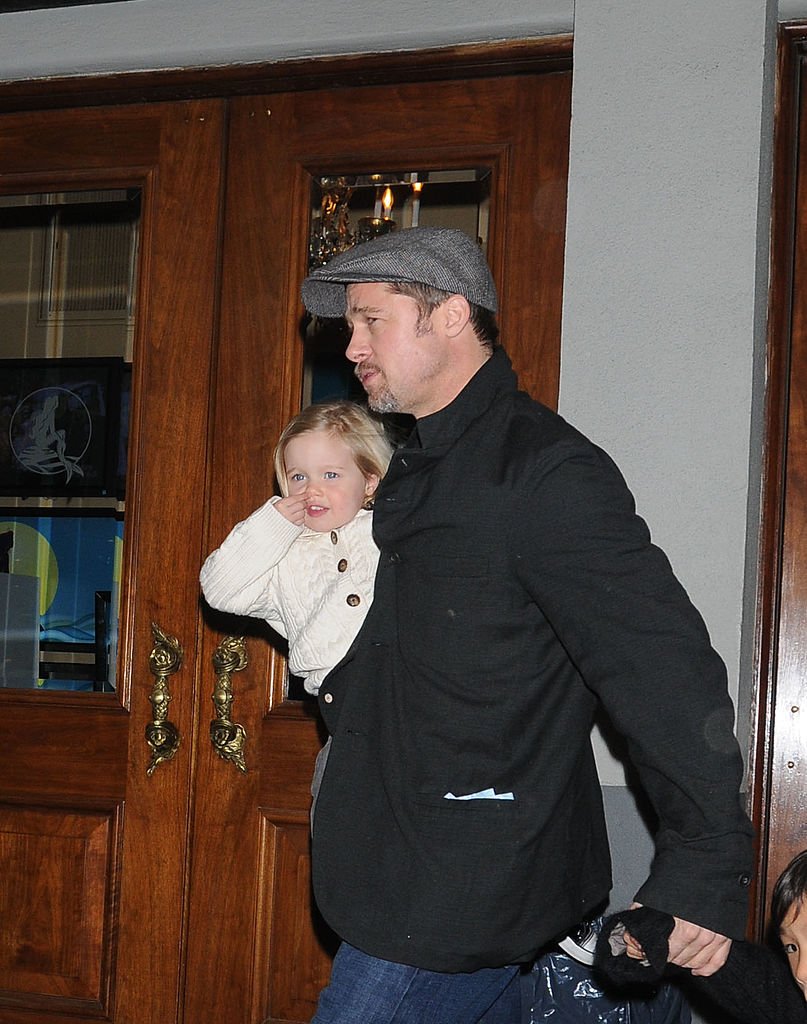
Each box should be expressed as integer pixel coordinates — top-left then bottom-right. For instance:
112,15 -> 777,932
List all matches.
693,940 -> 806,1023
313,349 -> 754,972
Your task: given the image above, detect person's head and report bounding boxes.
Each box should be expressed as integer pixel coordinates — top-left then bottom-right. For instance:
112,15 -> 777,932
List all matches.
301,227 -> 500,418
273,401 -> 393,533
772,849 -> 807,999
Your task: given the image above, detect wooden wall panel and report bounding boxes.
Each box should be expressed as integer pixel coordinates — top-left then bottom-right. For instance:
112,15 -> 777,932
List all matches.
750,24 -> 807,936
255,820 -> 336,1024
0,804 -> 120,1016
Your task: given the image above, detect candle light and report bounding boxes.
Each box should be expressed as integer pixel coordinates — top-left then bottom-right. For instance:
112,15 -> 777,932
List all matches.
410,181 -> 423,228
382,187 -> 394,221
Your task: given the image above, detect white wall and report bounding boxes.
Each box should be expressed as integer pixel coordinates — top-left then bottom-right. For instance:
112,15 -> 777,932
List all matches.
561,19 -> 776,1022
563,0 -> 777,789
557,22 -> 776,1024
0,0 -> 573,79
780,0 -> 807,17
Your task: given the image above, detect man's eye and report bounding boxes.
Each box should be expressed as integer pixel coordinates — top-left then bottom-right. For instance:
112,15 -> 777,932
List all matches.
783,942 -> 798,954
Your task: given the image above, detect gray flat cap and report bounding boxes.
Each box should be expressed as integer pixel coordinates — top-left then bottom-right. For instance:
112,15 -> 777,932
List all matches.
301,226 -> 498,317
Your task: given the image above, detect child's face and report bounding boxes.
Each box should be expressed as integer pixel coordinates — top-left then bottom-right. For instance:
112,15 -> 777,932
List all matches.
283,429 -> 378,533
780,899 -> 807,1000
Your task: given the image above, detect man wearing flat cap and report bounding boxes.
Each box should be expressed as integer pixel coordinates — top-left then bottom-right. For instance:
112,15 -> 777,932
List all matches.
301,227 -> 753,1023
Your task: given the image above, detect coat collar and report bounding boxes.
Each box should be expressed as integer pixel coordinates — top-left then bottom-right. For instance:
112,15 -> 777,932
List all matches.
412,348 -> 517,452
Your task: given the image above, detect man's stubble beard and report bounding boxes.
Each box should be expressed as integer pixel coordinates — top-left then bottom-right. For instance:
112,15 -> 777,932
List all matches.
367,390 -> 401,415
355,366 -> 401,414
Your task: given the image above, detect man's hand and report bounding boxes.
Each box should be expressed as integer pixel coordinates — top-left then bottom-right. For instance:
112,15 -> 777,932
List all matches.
666,917 -> 731,976
625,903 -> 731,977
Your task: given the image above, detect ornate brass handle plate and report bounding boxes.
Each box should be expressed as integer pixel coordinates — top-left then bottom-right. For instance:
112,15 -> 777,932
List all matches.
145,622 -> 183,776
210,635 -> 249,773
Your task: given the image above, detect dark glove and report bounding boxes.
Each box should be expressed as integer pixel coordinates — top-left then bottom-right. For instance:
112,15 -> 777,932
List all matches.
594,906 -> 676,986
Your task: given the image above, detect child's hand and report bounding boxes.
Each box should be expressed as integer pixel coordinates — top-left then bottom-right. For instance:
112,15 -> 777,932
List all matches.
275,494 -> 307,526
623,930 -> 647,961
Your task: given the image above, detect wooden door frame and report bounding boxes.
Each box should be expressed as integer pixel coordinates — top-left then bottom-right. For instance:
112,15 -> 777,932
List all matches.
0,37 -> 571,113
0,99 -> 228,1024
748,19 -> 807,941
187,69 -> 571,1023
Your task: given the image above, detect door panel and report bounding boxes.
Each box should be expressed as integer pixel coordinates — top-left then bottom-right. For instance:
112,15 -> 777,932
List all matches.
191,72 -> 571,1024
750,38 -> 807,937
753,61 -> 807,927
0,100 -> 225,1023
0,70 -> 571,1024
0,804 -> 119,1015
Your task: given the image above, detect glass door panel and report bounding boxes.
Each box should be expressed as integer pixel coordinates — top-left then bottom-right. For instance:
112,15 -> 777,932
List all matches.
0,97 -> 224,1024
305,167 -> 491,406
293,166 -> 492,699
0,189 -> 139,692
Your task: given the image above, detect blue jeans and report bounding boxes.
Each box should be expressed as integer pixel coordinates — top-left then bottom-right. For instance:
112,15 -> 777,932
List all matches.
311,942 -> 521,1023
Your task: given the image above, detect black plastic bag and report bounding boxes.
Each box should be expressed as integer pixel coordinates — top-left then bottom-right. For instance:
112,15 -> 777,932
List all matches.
524,947 -> 691,1023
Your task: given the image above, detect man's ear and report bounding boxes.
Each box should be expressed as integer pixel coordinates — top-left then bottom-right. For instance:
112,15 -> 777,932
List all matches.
441,294 -> 471,337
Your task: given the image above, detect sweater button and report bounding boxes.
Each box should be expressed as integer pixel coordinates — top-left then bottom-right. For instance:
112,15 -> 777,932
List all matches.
738,873 -> 751,886
330,531 -> 338,544
346,594 -> 361,607
337,558 -> 348,572
323,693 -> 334,704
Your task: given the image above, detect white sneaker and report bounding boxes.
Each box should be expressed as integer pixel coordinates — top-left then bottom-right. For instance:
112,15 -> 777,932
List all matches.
557,921 -> 598,965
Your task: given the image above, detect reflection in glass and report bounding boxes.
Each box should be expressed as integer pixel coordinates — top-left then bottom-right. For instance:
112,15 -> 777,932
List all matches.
304,167 -> 491,406
286,168 -> 493,702
308,169 -> 491,271
0,190 -> 140,692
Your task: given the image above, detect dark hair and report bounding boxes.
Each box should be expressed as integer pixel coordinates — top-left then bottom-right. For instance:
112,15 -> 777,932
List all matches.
387,280 -> 500,352
772,849 -> 807,929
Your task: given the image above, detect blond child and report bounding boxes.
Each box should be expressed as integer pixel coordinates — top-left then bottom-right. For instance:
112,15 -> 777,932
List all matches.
200,400 -> 393,695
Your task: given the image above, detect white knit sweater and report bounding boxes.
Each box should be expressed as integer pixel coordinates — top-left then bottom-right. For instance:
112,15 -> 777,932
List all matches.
199,499 -> 378,694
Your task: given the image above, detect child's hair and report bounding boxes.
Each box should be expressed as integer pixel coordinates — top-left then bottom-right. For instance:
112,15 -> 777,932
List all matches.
273,400 -> 394,497
772,849 -> 807,929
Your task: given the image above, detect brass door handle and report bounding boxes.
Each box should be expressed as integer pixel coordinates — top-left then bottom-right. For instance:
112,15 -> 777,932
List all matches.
210,635 -> 249,773
145,622 -> 183,776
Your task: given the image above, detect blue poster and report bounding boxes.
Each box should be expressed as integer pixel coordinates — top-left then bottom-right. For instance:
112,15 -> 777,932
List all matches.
0,512 -> 123,689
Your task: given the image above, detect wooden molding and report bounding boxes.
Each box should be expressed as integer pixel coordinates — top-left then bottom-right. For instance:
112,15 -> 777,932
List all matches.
0,36 -> 572,113
748,18 -> 807,940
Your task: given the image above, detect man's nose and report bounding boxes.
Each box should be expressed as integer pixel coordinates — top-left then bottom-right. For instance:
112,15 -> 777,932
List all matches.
345,325 -> 367,363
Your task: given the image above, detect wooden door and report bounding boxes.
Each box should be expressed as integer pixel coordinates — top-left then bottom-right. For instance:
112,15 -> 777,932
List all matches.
189,71 -> 571,1024
0,100 -> 225,1023
751,29 -> 807,937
